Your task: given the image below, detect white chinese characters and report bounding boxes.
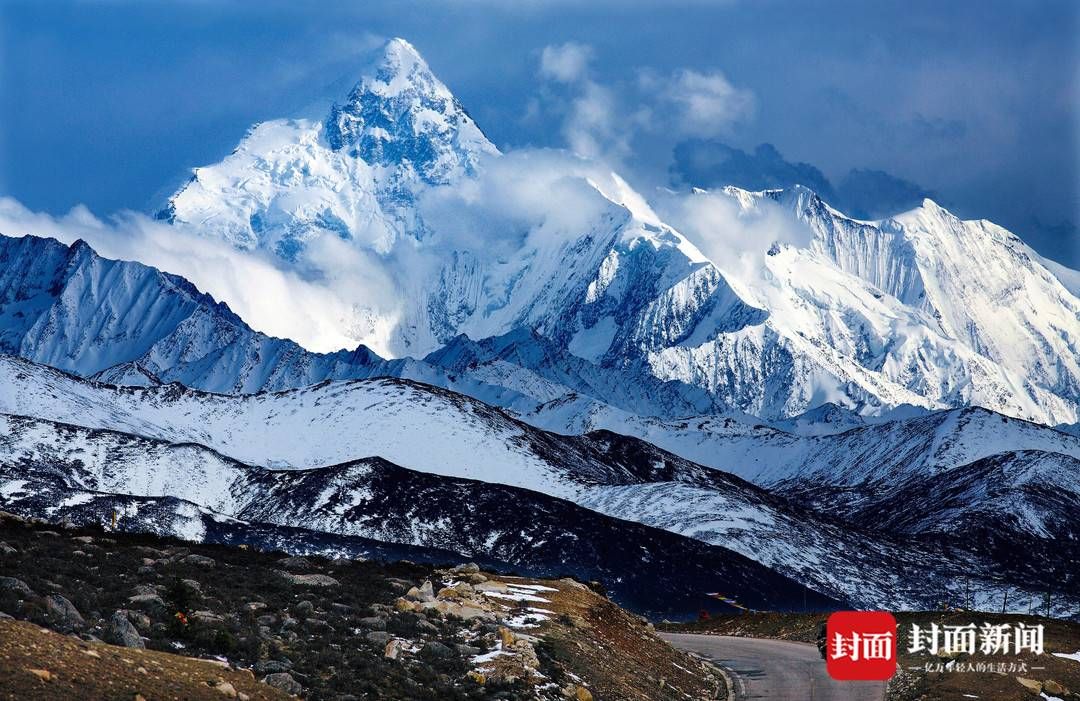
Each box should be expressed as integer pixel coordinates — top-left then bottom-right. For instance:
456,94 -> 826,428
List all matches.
907,622 -> 1043,656
831,631 -> 895,662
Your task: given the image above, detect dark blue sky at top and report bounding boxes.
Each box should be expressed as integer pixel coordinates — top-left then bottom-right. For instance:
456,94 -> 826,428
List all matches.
1,0 -> 1077,265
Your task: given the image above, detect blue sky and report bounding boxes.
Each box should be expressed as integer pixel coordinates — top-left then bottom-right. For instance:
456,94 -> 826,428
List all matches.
2,0 -> 1077,265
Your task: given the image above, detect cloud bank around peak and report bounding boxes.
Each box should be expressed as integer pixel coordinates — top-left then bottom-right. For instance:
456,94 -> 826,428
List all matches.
0,198 -> 376,355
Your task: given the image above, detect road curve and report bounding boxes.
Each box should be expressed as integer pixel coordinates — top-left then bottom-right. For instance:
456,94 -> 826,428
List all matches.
661,633 -> 886,701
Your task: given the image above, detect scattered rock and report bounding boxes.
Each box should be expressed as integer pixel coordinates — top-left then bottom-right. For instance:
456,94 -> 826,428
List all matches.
406,580 -> 435,603
0,576 -> 33,598
107,610 -> 145,649
253,660 -> 293,675
420,600 -> 495,621
27,668 -> 52,682
131,584 -> 159,597
210,679 -> 238,698
1016,677 -> 1042,695
421,641 -> 453,660
1043,680 -> 1068,696
358,616 -> 386,631
451,562 -> 480,575
293,601 -> 314,617
127,593 -> 167,615
277,556 -> 316,570
0,541 -> 16,555
180,554 -> 216,567
573,686 -> 594,701
365,631 -> 391,645
455,643 -> 480,656
466,671 -> 486,685
384,639 -> 404,660
393,598 -> 421,613
191,610 -> 225,625
121,609 -> 152,630
302,618 -> 331,633
179,579 -> 205,597
44,594 -> 86,632
263,672 -> 303,696
279,572 -> 340,587
437,582 -> 474,600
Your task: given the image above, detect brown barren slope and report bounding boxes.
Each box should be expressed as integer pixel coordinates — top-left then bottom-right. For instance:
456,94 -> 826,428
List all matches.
0,617 -> 290,700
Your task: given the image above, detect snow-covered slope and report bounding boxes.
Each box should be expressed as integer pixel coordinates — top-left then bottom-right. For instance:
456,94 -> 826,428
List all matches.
666,186 -> 1080,425
0,232 -> 542,411
0,233 -> 386,392
0,413 -> 836,616
859,449 -> 1080,541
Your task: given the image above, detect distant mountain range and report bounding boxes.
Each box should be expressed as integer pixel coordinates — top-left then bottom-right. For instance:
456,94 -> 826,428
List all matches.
0,37 -> 1077,618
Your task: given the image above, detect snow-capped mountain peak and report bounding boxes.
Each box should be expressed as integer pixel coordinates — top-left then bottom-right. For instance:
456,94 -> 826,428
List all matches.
163,37 -> 496,259
324,37 -> 496,184
697,185 -> 1080,424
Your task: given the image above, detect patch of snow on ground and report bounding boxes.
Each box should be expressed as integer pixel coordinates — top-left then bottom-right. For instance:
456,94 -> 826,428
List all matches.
0,480 -> 28,498
472,642 -> 508,664
482,590 -> 550,604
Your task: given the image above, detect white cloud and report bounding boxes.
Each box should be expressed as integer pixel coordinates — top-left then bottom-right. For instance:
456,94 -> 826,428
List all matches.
562,81 -> 626,161
656,187 -> 812,286
651,68 -> 755,137
0,197 -> 368,354
539,42 -> 593,83
535,48 -> 754,167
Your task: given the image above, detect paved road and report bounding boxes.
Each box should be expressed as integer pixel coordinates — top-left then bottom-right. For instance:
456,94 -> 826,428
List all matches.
661,633 -> 886,701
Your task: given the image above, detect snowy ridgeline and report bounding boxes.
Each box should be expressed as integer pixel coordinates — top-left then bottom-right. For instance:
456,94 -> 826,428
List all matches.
1,355 -> 1079,613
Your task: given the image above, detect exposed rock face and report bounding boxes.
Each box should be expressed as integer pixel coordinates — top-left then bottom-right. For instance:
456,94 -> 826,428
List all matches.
262,672 -> 303,697
107,610 -> 145,649
43,594 -> 85,632
0,577 -> 32,598
278,572 -> 340,587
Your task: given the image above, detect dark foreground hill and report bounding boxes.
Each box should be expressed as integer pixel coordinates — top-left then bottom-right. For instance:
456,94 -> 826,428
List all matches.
0,511 -> 726,700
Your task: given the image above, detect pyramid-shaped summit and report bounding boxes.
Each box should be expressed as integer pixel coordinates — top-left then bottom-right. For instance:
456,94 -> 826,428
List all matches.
324,38 -> 497,184
162,37 -> 498,258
